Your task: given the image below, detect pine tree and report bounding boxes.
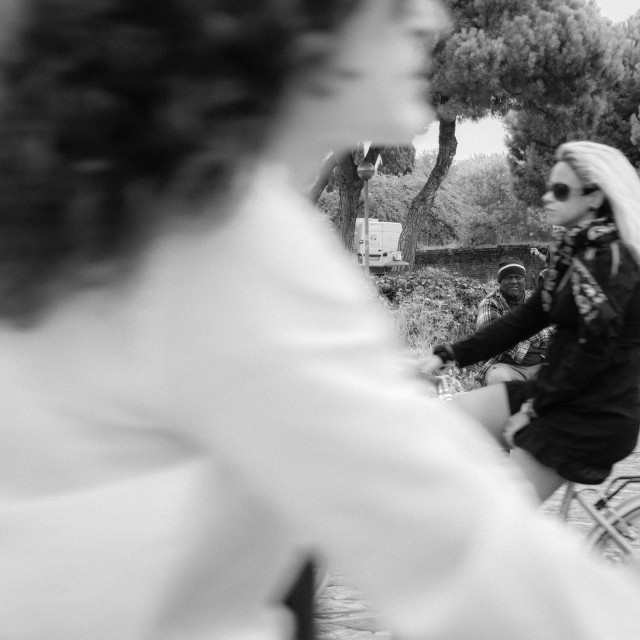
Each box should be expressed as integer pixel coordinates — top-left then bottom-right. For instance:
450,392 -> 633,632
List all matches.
596,13 -> 640,167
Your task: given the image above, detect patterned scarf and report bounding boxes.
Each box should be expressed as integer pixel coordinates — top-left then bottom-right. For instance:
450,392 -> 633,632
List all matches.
541,218 -> 619,338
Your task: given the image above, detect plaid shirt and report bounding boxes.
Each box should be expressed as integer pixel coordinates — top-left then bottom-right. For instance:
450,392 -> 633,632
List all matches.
476,288 -> 554,379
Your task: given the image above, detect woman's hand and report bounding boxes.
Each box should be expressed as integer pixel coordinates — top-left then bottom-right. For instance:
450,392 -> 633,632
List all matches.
414,354 -> 446,379
503,408 -> 531,448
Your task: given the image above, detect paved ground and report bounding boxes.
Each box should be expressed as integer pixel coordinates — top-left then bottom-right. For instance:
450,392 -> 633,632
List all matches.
315,449 -> 640,640
315,574 -> 389,640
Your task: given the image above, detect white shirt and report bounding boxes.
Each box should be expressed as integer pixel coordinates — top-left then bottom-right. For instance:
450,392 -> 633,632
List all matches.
2,166 -> 640,639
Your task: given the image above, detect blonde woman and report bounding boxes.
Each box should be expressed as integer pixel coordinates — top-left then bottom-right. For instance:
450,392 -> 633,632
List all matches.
424,142 -> 640,502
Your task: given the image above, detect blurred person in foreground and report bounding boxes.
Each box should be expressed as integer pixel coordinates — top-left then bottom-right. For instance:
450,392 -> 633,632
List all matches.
476,257 -> 552,386
421,141 -> 640,504
2,2 -> 640,640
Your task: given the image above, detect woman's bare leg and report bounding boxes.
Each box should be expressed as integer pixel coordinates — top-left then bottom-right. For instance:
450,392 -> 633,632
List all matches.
451,383 -> 511,444
510,447 -> 565,502
452,385 -> 565,502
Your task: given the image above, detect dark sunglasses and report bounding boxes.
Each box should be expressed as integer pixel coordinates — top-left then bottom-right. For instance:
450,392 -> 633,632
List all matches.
545,182 -> 599,202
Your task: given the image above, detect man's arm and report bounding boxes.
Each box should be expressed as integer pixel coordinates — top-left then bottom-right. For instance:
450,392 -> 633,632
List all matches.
476,294 -> 501,329
453,290 -> 549,368
532,248 -> 639,413
476,294 -> 532,365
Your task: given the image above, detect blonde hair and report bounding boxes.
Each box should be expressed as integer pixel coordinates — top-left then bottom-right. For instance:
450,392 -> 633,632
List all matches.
556,141 -> 640,260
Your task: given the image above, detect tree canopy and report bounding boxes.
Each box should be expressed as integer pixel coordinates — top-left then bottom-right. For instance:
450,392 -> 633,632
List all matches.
595,12 -> 640,167
505,97 -> 606,205
507,10 -> 640,205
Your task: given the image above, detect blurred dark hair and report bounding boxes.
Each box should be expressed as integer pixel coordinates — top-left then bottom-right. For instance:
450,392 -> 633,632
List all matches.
0,0 -> 361,322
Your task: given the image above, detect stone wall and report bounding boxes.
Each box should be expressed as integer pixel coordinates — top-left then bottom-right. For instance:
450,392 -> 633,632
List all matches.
415,244 -> 547,289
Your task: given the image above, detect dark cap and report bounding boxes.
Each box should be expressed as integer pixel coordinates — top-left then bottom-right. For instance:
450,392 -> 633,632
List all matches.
498,257 -> 526,281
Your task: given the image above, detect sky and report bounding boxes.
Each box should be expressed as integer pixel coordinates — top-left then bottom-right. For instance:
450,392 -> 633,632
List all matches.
597,0 -> 640,23
414,0 -> 640,159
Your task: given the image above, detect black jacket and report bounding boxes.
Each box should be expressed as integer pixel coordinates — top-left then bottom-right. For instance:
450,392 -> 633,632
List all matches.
450,241 -> 640,482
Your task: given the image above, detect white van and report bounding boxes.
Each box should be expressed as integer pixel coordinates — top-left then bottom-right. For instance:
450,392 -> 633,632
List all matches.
353,218 -> 409,272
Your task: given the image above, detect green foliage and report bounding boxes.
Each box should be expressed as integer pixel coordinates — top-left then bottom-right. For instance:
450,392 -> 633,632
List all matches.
432,0 -> 611,120
322,145 -> 416,193
316,188 -> 340,223
595,14 -> 640,168
504,109 -> 556,206
319,151 -> 550,248
367,174 -> 423,221
363,171 -> 463,245
373,266 -> 493,389
371,145 -> 416,176
631,109 -> 640,151
374,266 -> 493,347
451,153 -> 549,243
506,9 -> 640,199
318,156 -> 461,246
504,99 -> 609,206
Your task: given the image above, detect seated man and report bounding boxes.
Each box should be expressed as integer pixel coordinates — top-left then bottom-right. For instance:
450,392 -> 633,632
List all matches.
477,257 -> 552,386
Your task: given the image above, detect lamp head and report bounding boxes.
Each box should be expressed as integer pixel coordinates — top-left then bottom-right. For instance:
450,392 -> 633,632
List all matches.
357,161 -> 375,181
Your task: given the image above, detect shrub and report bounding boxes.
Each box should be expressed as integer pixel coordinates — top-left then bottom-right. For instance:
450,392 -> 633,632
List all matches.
373,266 -> 495,390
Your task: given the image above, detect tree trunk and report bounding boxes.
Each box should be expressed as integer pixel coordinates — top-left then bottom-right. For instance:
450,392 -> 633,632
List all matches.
399,118 -> 458,267
307,153 -> 337,203
334,152 -> 364,251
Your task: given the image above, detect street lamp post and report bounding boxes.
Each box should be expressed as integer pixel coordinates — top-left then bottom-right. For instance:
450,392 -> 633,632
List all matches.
356,161 -> 375,277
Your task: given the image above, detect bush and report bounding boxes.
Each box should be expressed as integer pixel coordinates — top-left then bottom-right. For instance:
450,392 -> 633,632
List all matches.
373,266 -> 495,390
